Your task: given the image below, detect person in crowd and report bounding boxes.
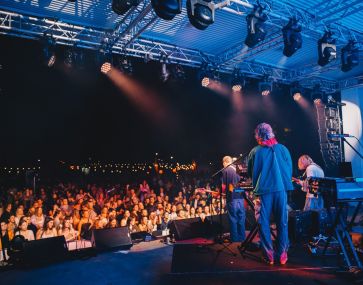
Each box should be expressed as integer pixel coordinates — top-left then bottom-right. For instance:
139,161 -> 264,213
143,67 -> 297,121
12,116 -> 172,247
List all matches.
138,216 -> 149,232
0,203 -> 12,223
78,209 -> 93,239
36,217 -> 57,239
248,123 -> 293,265
14,207 -> 24,227
14,217 -> 35,241
0,219 -> 14,252
129,217 -> 139,233
31,207 -> 45,231
107,218 -> 118,228
58,216 -> 77,242
294,155 -> 325,211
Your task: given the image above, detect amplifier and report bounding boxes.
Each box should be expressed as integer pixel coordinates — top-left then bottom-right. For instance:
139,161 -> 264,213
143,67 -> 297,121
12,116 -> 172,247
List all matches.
288,210 -> 313,242
307,177 -> 363,204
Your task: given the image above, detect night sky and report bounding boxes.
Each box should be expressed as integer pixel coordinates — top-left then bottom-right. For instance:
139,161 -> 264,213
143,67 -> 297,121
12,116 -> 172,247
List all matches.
0,36 -> 324,173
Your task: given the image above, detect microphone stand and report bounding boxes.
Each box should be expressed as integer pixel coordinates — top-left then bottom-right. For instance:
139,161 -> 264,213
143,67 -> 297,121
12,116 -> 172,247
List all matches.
210,153 -> 248,257
342,137 -> 363,160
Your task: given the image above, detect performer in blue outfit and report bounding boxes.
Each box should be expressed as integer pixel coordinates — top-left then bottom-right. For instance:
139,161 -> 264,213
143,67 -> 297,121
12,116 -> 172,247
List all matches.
221,156 -> 246,242
248,123 -> 293,265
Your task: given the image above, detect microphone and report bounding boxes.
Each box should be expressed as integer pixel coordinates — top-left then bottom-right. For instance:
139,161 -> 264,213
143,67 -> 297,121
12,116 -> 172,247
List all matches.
327,95 -> 346,106
328,133 -> 354,138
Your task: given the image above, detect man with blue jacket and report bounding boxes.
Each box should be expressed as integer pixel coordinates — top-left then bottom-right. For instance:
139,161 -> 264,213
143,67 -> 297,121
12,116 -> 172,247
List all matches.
248,123 -> 293,265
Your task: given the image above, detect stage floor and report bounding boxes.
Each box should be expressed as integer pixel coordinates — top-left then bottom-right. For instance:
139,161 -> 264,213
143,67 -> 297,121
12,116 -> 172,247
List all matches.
0,240 -> 358,285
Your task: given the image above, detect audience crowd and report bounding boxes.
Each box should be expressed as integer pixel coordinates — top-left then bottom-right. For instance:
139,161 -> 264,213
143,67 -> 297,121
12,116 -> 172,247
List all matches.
0,177 -> 225,252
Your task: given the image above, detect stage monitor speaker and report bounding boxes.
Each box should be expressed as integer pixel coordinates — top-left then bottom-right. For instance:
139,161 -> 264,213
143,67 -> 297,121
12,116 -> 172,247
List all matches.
169,217 -> 210,241
91,227 -> 133,251
22,236 -> 68,265
169,214 -> 233,241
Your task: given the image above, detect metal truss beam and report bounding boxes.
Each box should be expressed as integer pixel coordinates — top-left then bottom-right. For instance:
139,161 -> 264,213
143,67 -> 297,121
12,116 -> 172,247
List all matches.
218,0 -> 363,71
100,0 -> 158,52
0,9 -> 340,92
339,76 -> 363,90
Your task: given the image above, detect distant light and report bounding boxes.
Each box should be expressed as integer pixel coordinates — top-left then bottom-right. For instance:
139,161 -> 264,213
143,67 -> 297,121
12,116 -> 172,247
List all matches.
232,84 -> 242,92
48,55 -> 56,67
201,77 -> 210,87
259,79 -> 272,96
293,92 -> 302,101
262,90 -> 270,96
314,98 -> 322,105
101,62 -> 112,74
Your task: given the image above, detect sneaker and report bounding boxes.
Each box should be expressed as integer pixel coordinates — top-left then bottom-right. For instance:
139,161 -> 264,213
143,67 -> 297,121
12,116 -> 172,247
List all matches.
280,252 -> 288,265
262,257 -> 274,265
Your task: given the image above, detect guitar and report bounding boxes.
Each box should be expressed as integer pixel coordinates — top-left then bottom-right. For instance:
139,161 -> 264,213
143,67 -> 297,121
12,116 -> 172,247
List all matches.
195,188 -> 225,197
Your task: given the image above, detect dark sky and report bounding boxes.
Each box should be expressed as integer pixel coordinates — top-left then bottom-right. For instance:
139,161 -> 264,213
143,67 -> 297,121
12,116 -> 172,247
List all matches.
0,36 -> 324,170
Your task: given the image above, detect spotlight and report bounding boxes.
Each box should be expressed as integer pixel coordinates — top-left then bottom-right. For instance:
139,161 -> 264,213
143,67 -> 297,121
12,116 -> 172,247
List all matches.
290,82 -> 303,101
151,0 -> 182,20
198,63 -> 212,86
201,76 -> 210,87
171,64 -> 186,81
230,69 -> 244,92
112,0 -> 141,15
160,62 -> 170,82
341,40 -> 359,72
245,3 -> 267,48
101,62 -> 112,74
259,77 -> 272,96
311,84 -> 323,104
293,93 -> 302,101
41,36 -> 56,67
318,31 -> 336,66
115,56 -> 133,74
64,49 -> 75,68
186,0 -> 214,30
96,51 -> 112,72
282,17 -> 302,57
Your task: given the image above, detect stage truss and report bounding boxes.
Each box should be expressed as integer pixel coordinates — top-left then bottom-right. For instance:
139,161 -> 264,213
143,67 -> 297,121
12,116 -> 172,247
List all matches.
0,0 -> 362,93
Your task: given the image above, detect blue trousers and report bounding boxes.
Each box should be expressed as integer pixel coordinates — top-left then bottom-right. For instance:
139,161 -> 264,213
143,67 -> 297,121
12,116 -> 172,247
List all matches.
257,191 -> 289,261
227,199 -> 246,242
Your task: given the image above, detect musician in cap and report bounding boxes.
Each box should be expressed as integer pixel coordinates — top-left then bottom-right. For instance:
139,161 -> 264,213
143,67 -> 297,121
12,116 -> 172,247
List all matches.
221,156 -> 246,242
248,123 -> 293,265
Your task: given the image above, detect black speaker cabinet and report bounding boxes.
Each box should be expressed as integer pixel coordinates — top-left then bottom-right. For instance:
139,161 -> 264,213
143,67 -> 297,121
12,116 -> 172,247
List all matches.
91,227 -> 133,251
22,236 -> 68,265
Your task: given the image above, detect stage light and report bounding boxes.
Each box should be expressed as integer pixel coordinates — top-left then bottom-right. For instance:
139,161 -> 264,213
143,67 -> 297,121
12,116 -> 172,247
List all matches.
318,31 -> 336,66
186,0 -> 214,30
101,62 -> 112,74
259,78 -> 272,96
115,56 -> 133,74
282,17 -> 302,57
160,62 -> 170,82
42,36 -> 56,67
245,3 -> 267,48
290,82 -> 303,101
311,84 -> 323,105
230,69 -> 244,92
64,49 -> 75,68
341,40 -> 359,72
112,0 -> 141,15
172,64 -> 186,81
96,50 -> 112,72
151,0 -> 182,20
201,76 -> 210,87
